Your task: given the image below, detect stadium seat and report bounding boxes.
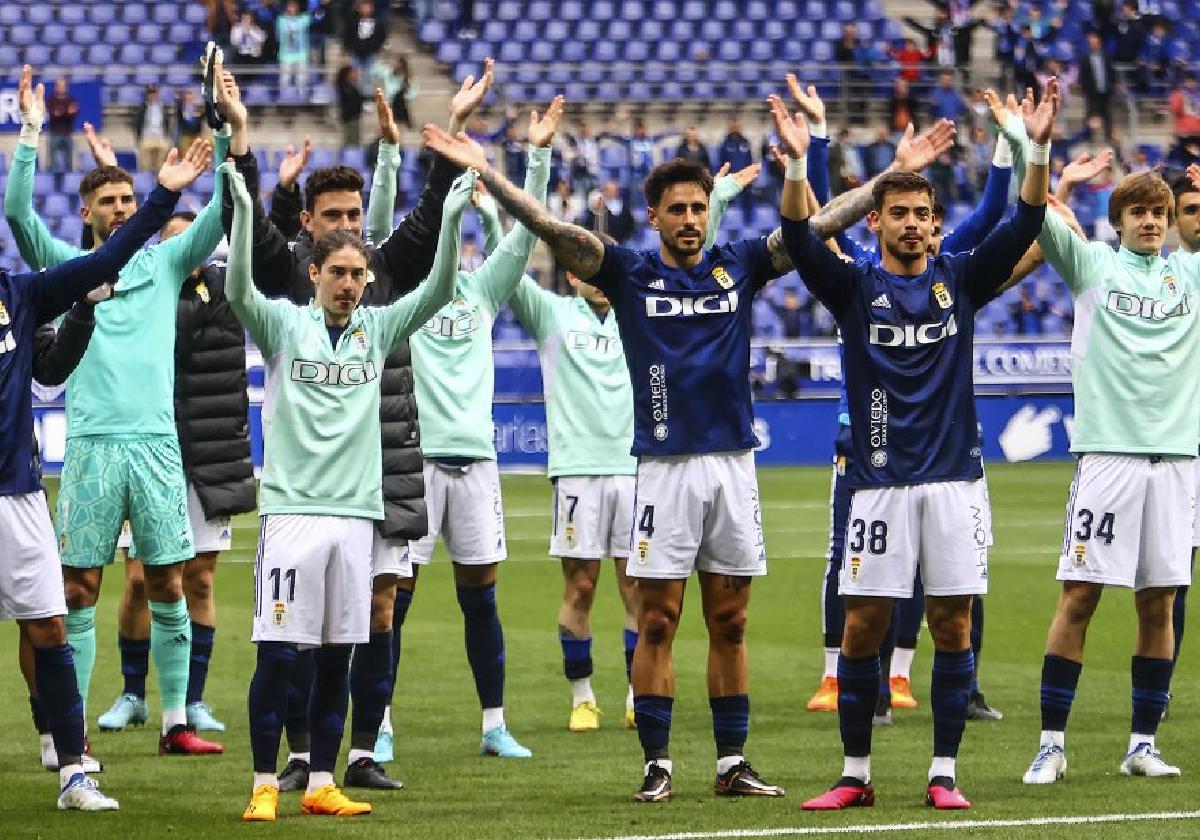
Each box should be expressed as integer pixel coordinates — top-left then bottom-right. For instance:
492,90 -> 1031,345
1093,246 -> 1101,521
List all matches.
560,0 -> 585,19
150,45 -> 178,65
55,45 -> 85,67
561,41 -> 587,62
0,5 -> 22,25
89,4 -> 117,25
436,41 -> 464,65
529,0 -> 554,20
608,19 -> 632,41
418,19 -> 447,44
9,25 -> 36,45
576,19 -> 601,41
184,3 -> 207,25
0,46 -> 18,66
87,44 -> 116,66
33,174 -> 56,198
28,5 -> 54,25
713,0 -> 738,20
43,194 -> 71,219
24,45 -> 53,66
590,0 -> 615,21
41,24 -> 68,45
120,4 -> 146,24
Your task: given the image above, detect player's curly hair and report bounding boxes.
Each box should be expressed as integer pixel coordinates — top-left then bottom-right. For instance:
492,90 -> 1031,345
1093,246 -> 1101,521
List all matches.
1171,176 -> 1200,203
642,158 -> 714,207
304,166 -> 365,212
871,171 -> 933,210
79,166 -> 134,199
312,230 -> 370,268
1108,172 -> 1174,228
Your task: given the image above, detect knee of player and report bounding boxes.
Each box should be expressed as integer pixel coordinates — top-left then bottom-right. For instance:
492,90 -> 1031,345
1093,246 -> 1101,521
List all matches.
640,607 -> 680,645
20,617 -> 67,648
65,579 -> 100,609
1136,590 -> 1176,629
1060,582 -> 1103,624
567,574 -> 598,608
707,607 -> 748,647
183,570 -> 213,604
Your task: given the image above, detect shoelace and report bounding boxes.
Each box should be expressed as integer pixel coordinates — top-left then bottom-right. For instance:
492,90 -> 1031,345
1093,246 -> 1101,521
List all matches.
1031,745 -> 1061,770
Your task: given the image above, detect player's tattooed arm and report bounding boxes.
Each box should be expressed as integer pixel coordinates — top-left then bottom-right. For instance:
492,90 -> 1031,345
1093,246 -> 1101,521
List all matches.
422,123 -> 605,279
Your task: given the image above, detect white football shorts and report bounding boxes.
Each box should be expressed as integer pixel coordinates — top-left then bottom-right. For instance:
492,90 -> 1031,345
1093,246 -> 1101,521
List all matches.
1058,454 -> 1194,590
122,483 -> 232,555
840,479 -> 990,599
252,514 -> 373,646
0,493 -> 68,621
550,474 -> 636,560
1192,456 -> 1200,548
371,530 -> 412,579
627,450 -> 767,580
409,459 -> 506,565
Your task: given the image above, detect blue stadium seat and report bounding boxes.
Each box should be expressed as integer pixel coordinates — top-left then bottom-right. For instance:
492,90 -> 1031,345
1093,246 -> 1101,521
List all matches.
152,3 -> 178,24
651,0 -> 675,19
591,0 -> 615,21
28,5 -> 54,25
42,22 -> 69,45
169,23 -> 195,45
184,3 -> 207,25
60,4 -> 87,25
55,44 -> 85,66
576,19 -> 601,40
682,0 -> 706,19
746,0 -> 770,19
418,19 -> 446,43
103,66 -> 130,86
0,46 -> 17,66
812,41 -> 834,62
33,173 -> 56,198
74,23 -> 100,43
529,0 -> 554,20
835,1 -> 857,20
467,40 -> 492,62
748,41 -> 775,61
530,41 -> 556,62
546,20 -> 569,41
608,19 -> 632,41
242,84 -> 272,106
89,4 -> 117,25
624,41 -> 650,62
9,25 -> 36,45
732,19 -> 756,40
435,41 -> 464,65
121,4 -> 146,24
25,45 -> 53,65
44,194 -> 70,219
133,172 -> 155,194
498,41 -> 524,63
820,20 -> 842,40
560,0 -> 585,19
0,5 -> 21,25
58,216 -> 83,245
150,45 -> 178,65
716,40 -> 741,62
592,41 -> 619,62
119,44 -> 147,65
619,1 -> 645,21
763,20 -> 786,41
137,23 -> 164,43
714,0 -> 738,20
561,40 -> 587,62
668,19 -> 695,41
108,24 -> 132,44
481,20 -> 507,41
497,1 -> 521,20
656,41 -> 682,62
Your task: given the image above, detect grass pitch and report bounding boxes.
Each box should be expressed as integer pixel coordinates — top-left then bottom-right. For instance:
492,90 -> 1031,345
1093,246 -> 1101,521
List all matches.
1,463 -> 1197,839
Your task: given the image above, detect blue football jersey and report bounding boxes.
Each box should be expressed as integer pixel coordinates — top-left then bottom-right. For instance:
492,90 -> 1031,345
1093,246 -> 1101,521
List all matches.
589,240 -> 774,456
781,200 -> 1045,488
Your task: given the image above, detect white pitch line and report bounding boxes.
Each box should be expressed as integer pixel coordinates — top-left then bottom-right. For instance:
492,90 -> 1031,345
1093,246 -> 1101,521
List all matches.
562,810 -> 1200,840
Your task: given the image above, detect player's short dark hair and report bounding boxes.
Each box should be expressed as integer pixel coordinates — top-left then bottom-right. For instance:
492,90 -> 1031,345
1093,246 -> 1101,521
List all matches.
871,171 -> 934,210
642,158 -> 713,207
79,166 -> 134,200
161,210 -> 197,234
1108,171 -> 1175,227
932,201 -> 946,221
312,229 -> 370,268
1171,176 -> 1200,203
304,166 -> 364,212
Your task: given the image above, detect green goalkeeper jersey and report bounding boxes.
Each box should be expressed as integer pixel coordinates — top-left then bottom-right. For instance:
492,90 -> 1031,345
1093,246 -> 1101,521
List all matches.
507,278 -> 635,477
408,144 -> 551,460
223,162 -> 471,518
4,132 -> 230,439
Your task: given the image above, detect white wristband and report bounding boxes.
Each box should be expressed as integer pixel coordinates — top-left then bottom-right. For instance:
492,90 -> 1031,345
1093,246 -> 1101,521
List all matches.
18,125 -> 41,147
1030,141 -> 1051,166
785,156 -> 808,181
810,120 -> 828,139
993,134 -> 1013,168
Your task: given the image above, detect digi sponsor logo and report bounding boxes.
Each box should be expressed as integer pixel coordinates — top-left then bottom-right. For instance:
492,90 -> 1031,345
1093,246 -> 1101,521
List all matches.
869,314 -> 958,348
1105,291 -> 1190,321
290,359 -> 378,386
422,308 -> 480,338
567,330 -> 621,354
645,290 -> 739,318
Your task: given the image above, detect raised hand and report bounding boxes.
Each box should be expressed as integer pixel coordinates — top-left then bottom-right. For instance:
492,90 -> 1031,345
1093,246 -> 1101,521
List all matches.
375,88 -> 401,145
730,162 -> 762,187
18,64 -> 45,128
527,94 -> 565,148
216,66 -> 247,130
785,74 -> 825,126
1061,149 -> 1113,188
767,94 -> 810,159
423,124 -> 489,171
893,119 -> 957,172
1187,163 -> 1200,192
1022,77 -> 1059,145
445,169 -> 479,218
449,58 -> 495,128
158,139 -> 213,191
983,89 -> 1022,128
83,122 -> 118,168
278,137 -> 312,189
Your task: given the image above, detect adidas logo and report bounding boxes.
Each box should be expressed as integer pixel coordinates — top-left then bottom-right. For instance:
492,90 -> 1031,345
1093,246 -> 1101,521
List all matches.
169,633 -> 189,646
871,293 -> 891,309
649,279 -> 665,290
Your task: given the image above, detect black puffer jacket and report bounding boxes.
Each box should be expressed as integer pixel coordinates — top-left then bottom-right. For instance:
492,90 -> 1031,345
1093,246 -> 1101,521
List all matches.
174,264 -> 256,518
220,150 -> 460,539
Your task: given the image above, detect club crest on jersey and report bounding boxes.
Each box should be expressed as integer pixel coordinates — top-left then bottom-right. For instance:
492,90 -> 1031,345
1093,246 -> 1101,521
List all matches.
352,327 -> 369,351
273,601 -> 286,626
1073,544 -> 1086,567
932,282 -> 953,309
636,539 -> 650,564
195,281 -> 210,303
712,265 -> 734,289
870,449 -> 888,468
849,556 -> 861,581
1164,274 -> 1178,296
0,300 -> 10,325
564,525 -> 576,548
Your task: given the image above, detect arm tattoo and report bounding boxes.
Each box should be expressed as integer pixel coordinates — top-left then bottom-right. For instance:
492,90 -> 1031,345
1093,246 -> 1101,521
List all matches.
478,167 -> 604,278
766,227 -> 794,274
809,177 -> 877,240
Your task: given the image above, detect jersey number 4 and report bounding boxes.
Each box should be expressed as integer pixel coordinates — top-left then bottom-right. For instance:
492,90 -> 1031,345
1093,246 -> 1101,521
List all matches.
1074,509 -> 1116,545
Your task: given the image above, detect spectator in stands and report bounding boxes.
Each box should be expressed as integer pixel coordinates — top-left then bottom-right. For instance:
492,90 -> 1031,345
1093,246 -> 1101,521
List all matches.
1009,283 -> 1053,335
929,69 -> 966,124
230,11 -> 269,65
1140,22 -> 1178,93
277,1 -> 312,95
46,77 -> 79,176
891,37 -> 928,82
456,0 -> 477,38
767,289 -> 812,339
373,56 -> 417,129
836,24 -> 872,123
827,128 -> 864,195
581,181 -> 635,244
250,0 -> 281,61
1011,24 -> 1042,97
459,235 -> 484,272
1080,31 -> 1116,140
887,77 -> 919,134
903,9 -> 954,69
566,120 -> 601,197
718,117 -> 755,214
964,124 -> 992,193
760,127 -> 785,205
673,126 -> 713,171
336,65 -> 367,148
928,151 -> 959,203
206,0 -> 239,50
863,127 -> 895,178
1170,72 -> 1200,147
345,0 -> 388,87
175,89 -> 205,153
309,0 -> 340,65
600,110 -> 672,189
411,0 -> 438,25
132,84 -> 173,174
991,5 -> 1019,89
1108,0 -> 1145,64
1037,57 -> 1077,111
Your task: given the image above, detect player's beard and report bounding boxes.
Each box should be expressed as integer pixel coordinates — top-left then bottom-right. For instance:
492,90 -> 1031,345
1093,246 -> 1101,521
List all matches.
666,227 -> 704,261
884,237 -> 925,268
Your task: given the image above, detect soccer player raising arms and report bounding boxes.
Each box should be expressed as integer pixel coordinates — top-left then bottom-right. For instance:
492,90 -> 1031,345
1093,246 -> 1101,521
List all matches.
777,80 -> 1055,810
992,109 -> 1200,786
1,111 -> 206,810
226,160 -> 475,821
422,130 -> 792,802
